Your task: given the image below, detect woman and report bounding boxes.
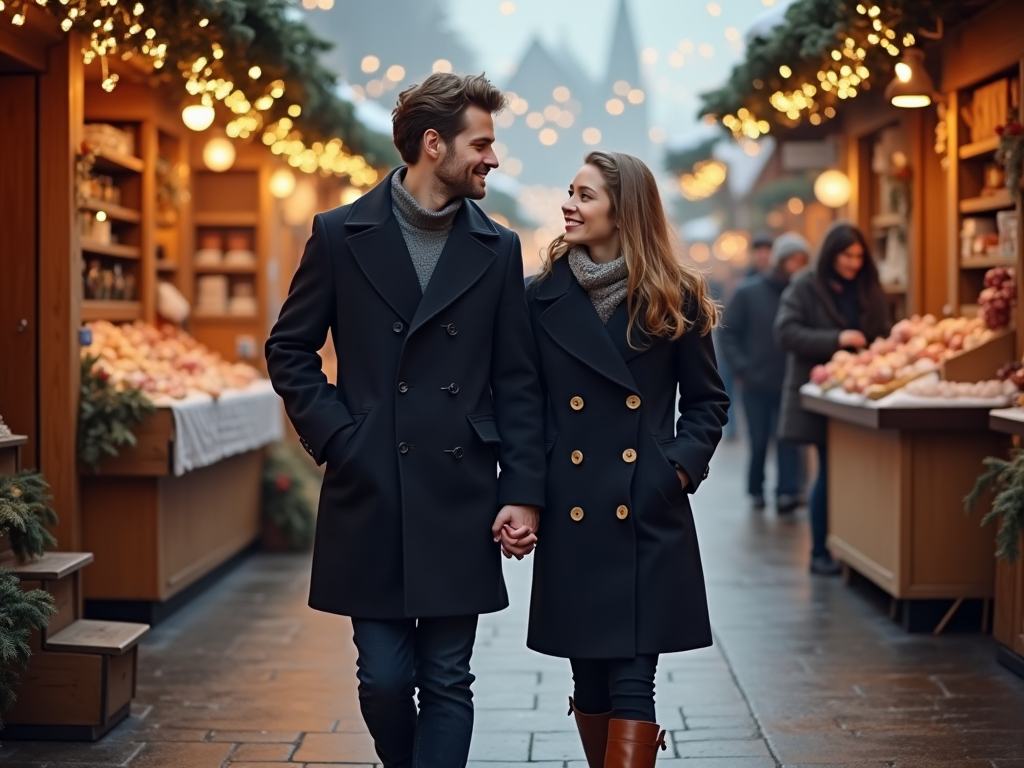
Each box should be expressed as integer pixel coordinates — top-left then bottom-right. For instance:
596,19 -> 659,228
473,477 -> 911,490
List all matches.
774,221 -> 891,576
523,151 -> 729,767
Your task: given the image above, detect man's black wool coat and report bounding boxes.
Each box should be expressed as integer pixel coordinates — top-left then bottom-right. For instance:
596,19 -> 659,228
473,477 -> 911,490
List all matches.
266,169 -> 546,619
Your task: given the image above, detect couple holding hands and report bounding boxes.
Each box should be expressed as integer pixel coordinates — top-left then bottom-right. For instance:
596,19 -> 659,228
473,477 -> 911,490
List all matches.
265,72 -> 729,768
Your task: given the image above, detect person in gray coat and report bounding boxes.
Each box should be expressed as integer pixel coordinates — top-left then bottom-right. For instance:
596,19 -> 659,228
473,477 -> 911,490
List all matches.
720,233 -> 809,512
774,222 -> 891,575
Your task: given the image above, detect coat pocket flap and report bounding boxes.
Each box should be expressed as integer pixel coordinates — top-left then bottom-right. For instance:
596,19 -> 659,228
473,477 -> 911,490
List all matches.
467,415 -> 501,444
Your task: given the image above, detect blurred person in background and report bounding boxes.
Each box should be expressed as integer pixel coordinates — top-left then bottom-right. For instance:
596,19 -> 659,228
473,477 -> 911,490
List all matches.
747,232 -> 774,277
706,265 -> 737,441
721,233 -> 809,512
774,222 -> 890,576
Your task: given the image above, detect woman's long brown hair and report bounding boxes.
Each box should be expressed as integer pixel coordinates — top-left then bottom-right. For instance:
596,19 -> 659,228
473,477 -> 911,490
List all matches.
535,150 -> 719,343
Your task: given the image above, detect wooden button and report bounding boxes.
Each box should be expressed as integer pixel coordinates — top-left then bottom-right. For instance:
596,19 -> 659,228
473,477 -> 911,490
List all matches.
570,396 -> 584,411
626,395 -> 641,410
570,450 -> 583,465
616,505 -> 629,520
570,506 -> 584,522
622,448 -> 636,463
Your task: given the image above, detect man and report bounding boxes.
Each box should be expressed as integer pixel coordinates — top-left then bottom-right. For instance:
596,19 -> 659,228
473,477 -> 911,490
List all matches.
265,73 -> 545,768
720,232 -> 810,512
747,232 -> 774,276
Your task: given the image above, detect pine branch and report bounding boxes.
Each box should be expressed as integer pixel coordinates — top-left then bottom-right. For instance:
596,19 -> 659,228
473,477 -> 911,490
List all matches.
964,456 -> 1012,514
0,471 -> 58,561
0,569 -> 56,726
77,354 -> 156,473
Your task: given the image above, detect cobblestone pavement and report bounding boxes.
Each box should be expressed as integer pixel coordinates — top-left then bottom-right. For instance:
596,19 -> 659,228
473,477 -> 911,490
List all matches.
2,440 -> 1023,767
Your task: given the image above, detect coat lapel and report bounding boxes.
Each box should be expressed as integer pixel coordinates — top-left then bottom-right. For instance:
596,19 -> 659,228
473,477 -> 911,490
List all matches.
535,259 -> 639,392
605,301 -> 656,364
409,203 -> 498,334
344,169 -> 423,324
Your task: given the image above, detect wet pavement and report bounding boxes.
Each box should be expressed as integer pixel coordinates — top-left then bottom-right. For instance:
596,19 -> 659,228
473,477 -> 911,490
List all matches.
1,439 -> 1023,766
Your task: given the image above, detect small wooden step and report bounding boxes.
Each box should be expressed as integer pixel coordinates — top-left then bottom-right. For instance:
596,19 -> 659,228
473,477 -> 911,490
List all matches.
45,619 -> 149,655
1,552 -> 95,580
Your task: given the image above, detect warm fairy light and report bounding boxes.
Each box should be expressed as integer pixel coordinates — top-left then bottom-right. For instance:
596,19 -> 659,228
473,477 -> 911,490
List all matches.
248,66 -> 262,79
641,47 -> 658,65
699,43 -> 714,58
725,27 -> 740,41
503,157 -> 523,176
203,137 -> 236,172
787,197 -> 805,215
386,64 -> 405,82
499,1 -> 515,14
813,169 -> 852,208
340,187 -> 364,205
613,80 -> 631,96
690,243 -> 710,262
669,51 -> 684,68
679,160 -> 727,201
605,98 -> 624,116
432,59 -> 452,73
269,167 -> 297,198
555,111 -> 574,128
553,86 -> 570,102
543,105 -> 560,121
182,103 -> 215,131
627,89 -> 645,104
538,128 -> 558,146
526,112 -> 545,129
582,127 -> 602,145
95,210 -> 108,222
706,2 -> 721,16
779,65 -> 792,78
649,126 -> 666,143
361,55 -> 380,73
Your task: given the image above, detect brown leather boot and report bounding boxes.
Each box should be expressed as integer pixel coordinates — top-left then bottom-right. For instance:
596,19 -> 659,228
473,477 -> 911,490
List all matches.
568,697 -> 612,768
604,718 -> 667,767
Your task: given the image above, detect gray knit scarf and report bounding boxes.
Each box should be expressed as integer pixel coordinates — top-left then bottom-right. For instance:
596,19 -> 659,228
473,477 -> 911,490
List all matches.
568,247 -> 628,324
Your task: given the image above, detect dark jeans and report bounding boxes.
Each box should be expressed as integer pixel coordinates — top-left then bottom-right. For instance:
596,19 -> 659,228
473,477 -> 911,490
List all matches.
351,615 -> 478,768
570,654 -> 659,721
742,388 -> 800,499
810,443 -> 828,558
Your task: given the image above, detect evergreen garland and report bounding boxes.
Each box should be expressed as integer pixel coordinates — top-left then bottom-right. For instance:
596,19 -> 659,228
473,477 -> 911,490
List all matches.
964,453 -> 1024,564
0,472 -> 57,562
699,0 -> 973,136
0,569 -> 56,726
78,354 -> 156,473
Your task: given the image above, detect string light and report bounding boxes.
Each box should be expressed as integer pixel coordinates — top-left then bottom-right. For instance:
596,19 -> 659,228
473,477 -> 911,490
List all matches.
679,160 -> 727,201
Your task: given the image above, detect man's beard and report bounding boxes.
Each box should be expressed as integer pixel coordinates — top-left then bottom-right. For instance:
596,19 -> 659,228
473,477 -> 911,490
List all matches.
435,151 -> 485,201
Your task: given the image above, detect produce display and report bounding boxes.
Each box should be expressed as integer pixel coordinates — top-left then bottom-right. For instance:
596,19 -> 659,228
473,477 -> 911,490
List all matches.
904,376 -> 1017,400
809,315 -> 998,398
83,320 -> 260,399
978,266 -> 1016,331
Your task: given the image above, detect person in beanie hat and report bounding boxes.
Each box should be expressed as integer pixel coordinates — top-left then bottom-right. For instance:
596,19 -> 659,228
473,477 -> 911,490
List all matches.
720,232 -> 809,511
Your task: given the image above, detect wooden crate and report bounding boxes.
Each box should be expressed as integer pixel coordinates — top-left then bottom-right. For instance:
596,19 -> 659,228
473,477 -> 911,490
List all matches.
942,329 -> 1016,383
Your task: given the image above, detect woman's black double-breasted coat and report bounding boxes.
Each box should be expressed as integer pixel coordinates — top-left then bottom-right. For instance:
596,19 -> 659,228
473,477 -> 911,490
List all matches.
526,258 -> 730,658
265,169 -> 546,620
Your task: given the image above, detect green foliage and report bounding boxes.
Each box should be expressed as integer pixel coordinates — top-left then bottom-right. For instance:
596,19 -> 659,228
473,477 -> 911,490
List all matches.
0,569 -> 56,726
699,0 -> 970,134
261,442 -> 321,550
0,471 -> 57,562
77,355 -> 156,473
964,453 -> 1024,564
753,174 -> 816,211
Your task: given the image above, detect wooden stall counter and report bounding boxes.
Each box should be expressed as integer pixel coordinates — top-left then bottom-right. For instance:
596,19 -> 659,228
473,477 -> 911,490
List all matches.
983,407 -> 1024,679
801,389 -> 1005,633
81,381 -> 283,624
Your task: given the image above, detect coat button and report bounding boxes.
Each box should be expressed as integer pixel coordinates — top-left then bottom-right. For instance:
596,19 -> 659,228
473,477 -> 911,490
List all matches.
616,505 -> 629,520
445,446 -> 464,459
626,395 -> 641,410
398,381 -> 409,393
393,321 -> 404,333
398,442 -> 410,455
570,450 -> 583,465
570,396 -> 584,411
622,448 -> 637,463
446,323 -> 458,336
444,383 -> 460,394
570,506 -> 584,522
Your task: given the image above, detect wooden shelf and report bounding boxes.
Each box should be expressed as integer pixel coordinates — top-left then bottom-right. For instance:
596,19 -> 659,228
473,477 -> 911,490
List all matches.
156,260 -> 178,272
194,211 -> 260,227
0,436 -> 28,450
92,149 -> 144,175
871,212 -> 904,230
81,300 -> 142,322
961,255 -> 1017,269
81,240 -> 141,259
46,620 -> 148,656
190,313 -> 259,323
959,135 -> 1001,159
960,190 -> 1016,214
194,264 -> 258,274
0,552 -> 94,580
79,199 -> 141,224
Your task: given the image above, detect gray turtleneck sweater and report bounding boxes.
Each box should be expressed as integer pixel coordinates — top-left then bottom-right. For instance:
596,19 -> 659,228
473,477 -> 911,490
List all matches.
391,169 -> 463,292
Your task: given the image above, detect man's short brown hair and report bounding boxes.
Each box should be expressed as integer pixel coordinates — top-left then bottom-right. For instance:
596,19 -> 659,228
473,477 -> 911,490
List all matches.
391,73 -> 506,164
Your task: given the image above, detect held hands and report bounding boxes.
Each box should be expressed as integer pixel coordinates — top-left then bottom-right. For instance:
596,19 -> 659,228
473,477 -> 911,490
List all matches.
838,329 -> 868,349
491,504 -> 540,560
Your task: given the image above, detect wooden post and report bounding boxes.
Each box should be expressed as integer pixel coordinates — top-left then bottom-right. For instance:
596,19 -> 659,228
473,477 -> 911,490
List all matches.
38,34 -> 84,549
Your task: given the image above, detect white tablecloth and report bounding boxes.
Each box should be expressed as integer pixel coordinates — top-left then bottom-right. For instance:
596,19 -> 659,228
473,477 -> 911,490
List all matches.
150,379 -> 284,476
800,378 -> 1014,410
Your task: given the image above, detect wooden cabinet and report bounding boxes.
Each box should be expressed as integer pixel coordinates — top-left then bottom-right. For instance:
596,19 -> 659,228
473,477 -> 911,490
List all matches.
803,394 -> 1003,632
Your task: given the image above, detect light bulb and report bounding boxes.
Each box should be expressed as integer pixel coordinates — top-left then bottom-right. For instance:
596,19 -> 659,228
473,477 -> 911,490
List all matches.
269,168 -> 296,198
813,169 -> 852,208
202,137 -> 236,172
181,104 -> 215,132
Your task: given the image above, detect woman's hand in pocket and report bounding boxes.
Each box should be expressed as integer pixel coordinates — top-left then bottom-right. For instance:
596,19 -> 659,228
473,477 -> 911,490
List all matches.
676,468 -> 691,490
